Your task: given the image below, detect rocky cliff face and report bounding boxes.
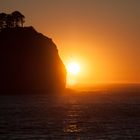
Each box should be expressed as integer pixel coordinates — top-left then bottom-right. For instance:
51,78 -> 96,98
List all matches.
0,27 -> 66,93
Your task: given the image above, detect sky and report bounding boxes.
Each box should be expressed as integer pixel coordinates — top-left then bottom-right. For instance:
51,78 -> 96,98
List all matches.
0,0 -> 140,85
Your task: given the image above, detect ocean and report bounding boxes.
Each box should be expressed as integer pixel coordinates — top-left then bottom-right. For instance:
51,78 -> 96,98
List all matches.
0,86 -> 140,139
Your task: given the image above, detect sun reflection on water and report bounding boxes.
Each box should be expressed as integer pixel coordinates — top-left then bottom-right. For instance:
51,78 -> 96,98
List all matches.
64,124 -> 81,133
63,100 -> 83,134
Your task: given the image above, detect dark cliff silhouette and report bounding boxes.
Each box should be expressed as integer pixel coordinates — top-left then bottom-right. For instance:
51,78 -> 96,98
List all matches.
0,27 -> 66,93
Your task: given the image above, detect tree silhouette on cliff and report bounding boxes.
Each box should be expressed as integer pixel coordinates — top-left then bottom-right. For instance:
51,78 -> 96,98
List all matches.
12,11 -> 25,27
0,11 -> 25,31
0,13 -> 7,29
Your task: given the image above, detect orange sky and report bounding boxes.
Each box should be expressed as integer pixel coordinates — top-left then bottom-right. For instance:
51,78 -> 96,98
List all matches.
1,0 -> 140,85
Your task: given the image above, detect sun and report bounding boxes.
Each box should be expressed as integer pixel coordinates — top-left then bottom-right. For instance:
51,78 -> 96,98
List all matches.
67,62 -> 80,75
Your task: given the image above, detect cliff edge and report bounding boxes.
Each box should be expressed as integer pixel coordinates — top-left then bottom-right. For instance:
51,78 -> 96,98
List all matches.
0,27 -> 66,93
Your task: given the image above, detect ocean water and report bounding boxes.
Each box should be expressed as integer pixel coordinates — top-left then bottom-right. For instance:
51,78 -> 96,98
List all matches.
0,91 -> 140,140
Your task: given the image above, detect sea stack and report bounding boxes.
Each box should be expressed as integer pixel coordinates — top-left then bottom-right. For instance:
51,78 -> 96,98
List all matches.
0,27 -> 66,94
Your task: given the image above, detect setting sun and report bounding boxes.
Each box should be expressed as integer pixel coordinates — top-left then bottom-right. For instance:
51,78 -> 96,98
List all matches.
67,62 -> 80,75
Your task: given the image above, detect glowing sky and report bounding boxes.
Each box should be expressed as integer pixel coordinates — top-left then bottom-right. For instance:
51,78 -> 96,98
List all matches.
1,0 -> 140,85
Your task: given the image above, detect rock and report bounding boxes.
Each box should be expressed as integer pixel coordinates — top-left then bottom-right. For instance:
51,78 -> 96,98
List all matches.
0,27 -> 66,94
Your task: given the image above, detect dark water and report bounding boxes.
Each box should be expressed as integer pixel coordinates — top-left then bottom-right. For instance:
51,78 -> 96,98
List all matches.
0,91 -> 140,140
